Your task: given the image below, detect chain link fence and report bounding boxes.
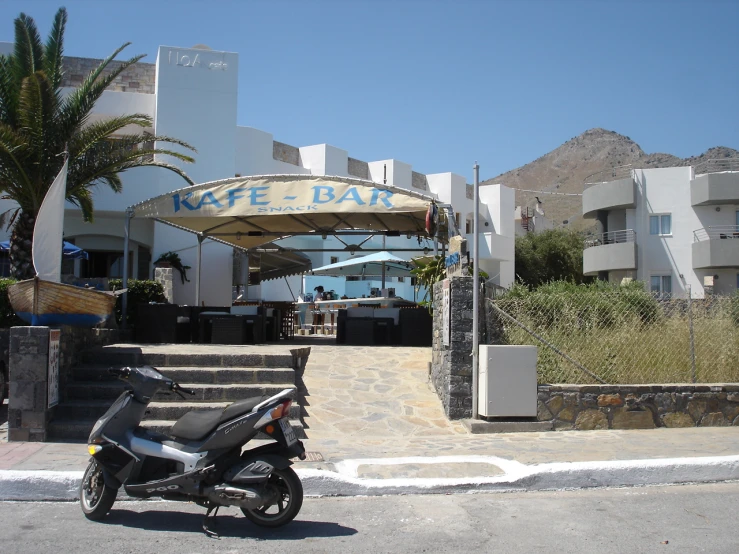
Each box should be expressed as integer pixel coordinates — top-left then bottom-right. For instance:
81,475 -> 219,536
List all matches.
483,281 -> 739,384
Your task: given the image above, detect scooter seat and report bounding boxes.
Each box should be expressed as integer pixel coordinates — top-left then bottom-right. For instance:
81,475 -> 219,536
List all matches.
170,396 -> 268,441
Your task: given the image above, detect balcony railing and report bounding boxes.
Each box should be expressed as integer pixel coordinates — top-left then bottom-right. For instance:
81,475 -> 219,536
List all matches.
694,159 -> 739,176
583,164 -> 633,187
584,229 -> 636,249
693,225 -> 739,242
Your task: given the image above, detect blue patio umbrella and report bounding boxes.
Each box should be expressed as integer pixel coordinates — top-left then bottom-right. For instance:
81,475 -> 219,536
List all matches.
0,240 -> 89,260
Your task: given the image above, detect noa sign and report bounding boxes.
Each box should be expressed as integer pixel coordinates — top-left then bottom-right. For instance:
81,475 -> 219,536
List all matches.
167,49 -> 228,71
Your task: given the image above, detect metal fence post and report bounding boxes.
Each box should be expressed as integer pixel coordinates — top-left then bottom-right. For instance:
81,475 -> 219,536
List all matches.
688,285 -> 697,383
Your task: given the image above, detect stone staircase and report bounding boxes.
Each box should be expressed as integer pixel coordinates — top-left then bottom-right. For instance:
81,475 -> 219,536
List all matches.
48,345 -> 306,441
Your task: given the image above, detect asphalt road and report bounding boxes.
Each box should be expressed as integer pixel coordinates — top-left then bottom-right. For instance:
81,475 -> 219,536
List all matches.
3,483 -> 738,553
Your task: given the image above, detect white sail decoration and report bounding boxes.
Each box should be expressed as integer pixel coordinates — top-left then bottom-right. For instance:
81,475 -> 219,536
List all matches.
32,159 -> 68,283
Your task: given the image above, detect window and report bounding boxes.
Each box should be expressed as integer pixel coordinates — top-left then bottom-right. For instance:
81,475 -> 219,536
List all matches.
649,214 -> 671,236
330,256 -> 338,264
397,276 -> 405,283
465,219 -> 472,234
650,275 -> 672,297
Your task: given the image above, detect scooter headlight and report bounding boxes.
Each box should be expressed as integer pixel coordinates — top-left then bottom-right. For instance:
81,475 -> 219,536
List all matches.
87,444 -> 103,456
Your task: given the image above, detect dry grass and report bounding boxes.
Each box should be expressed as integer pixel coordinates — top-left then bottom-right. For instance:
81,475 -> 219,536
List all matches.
489,292 -> 739,385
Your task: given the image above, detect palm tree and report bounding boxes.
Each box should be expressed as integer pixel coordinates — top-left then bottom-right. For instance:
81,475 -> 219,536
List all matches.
0,7 -> 197,279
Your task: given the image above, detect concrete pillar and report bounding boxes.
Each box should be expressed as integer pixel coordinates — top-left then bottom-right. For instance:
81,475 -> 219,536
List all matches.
8,327 -> 56,442
595,210 -> 609,281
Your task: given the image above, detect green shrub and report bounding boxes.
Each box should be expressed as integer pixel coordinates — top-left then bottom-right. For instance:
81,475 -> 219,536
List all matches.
109,279 -> 166,327
0,278 -> 24,328
732,290 -> 739,326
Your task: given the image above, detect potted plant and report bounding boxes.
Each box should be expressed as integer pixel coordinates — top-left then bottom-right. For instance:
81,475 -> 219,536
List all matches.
154,251 -> 191,284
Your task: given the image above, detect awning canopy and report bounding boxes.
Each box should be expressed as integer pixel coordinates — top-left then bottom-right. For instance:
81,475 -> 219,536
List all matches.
0,240 -> 89,260
310,250 -> 412,277
246,243 -> 312,281
130,175 -> 440,249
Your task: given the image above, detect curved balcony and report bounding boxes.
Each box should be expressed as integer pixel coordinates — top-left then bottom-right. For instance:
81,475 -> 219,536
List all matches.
583,229 -> 637,276
582,165 -> 636,218
690,159 -> 739,206
692,226 -> 739,269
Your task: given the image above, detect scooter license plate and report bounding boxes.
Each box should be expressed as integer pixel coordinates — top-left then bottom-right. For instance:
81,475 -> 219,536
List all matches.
279,418 -> 297,446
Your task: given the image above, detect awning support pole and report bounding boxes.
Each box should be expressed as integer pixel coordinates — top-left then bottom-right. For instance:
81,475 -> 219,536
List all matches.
472,162 -> 480,420
381,235 -> 386,289
121,208 -> 133,329
195,235 -> 204,306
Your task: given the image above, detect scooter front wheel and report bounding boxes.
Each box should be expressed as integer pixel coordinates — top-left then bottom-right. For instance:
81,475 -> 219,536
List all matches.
241,466 -> 303,527
80,459 -> 117,521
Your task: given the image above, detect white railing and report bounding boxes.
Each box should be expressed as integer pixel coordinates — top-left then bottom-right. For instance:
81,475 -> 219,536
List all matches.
584,165 -> 633,187
693,225 -> 739,242
584,229 -> 636,249
694,159 -> 739,176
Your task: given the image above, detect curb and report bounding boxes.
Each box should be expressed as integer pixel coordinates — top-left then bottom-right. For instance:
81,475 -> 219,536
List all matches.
2,455 -> 739,501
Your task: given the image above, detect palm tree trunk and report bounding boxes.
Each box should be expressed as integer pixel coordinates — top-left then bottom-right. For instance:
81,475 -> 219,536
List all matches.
10,211 -> 36,280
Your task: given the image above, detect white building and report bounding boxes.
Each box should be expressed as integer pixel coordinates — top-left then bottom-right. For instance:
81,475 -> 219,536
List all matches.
514,203 -> 554,237
0,42 -> 515,305
581,161 -> 739,298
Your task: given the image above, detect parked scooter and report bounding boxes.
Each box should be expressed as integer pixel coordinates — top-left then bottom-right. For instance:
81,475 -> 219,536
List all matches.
80,365 -> 306,536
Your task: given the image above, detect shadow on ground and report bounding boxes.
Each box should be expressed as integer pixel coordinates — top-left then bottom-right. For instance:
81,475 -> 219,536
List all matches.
103,508 -> 357,540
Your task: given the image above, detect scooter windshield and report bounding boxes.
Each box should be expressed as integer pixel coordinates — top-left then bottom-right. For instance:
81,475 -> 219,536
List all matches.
89,393 -> 131,443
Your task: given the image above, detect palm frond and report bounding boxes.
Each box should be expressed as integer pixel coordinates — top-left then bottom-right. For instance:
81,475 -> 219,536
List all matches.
13,13 -> 44,77
69,114 -> 153,158
68,148 -> 196,199
66,186 -> 95,222
18,71 -> 55,181
0,55 -> 19,126
0,207 -> 20,231
43,7 -> 66,96
57,45 -> 145,137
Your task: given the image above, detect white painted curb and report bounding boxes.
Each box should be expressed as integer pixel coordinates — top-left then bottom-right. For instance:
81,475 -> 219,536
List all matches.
2,454 -> 739,501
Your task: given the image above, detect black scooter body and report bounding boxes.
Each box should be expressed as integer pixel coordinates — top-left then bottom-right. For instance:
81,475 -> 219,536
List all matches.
82,365 -> 305,530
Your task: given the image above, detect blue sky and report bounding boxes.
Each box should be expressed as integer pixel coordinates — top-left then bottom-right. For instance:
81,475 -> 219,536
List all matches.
1,0 -> 738,182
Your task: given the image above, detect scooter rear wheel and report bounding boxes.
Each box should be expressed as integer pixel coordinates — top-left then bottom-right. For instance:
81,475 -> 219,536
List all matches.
80,459 -> 117,521
241,466 -> 303,527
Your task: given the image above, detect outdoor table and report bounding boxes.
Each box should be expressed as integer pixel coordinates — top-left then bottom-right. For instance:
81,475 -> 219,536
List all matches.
198,312 -> 263,344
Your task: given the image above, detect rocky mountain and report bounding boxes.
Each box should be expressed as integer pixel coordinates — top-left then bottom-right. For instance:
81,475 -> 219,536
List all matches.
482,128 -> 739,230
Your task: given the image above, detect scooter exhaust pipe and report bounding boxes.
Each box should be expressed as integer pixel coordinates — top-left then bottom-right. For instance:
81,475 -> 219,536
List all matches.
203,484 -> 268,509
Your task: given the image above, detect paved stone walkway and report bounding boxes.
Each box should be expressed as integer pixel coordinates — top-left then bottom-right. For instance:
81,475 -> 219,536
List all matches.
300,345 -> 466,441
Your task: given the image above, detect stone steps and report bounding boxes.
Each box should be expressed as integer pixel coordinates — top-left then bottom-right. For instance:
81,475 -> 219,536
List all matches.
54,400 -> 302,421
79,346 -> 294,369
65,382 -> 296,402
47,417 -> 307,442
141,419 -> 307,440
71,365 -> 295,385
49,343 -> 307,442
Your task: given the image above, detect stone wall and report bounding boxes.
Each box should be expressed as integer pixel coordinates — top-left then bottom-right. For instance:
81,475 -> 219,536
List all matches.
59,326 -> 128,395
412,171 -> 429,191
348,157 -> 370,180
8,327 -> 53,441
273,141 -> 300,166
538,384 -> 739,430
155,267 -> 174,304
431,276 -> 474,419
61,56 -> 156,94
7,325 -> 128,441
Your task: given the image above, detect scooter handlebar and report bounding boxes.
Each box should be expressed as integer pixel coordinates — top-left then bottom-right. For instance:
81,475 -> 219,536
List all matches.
171,382 -> 196,396
108,367 -> 130,378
